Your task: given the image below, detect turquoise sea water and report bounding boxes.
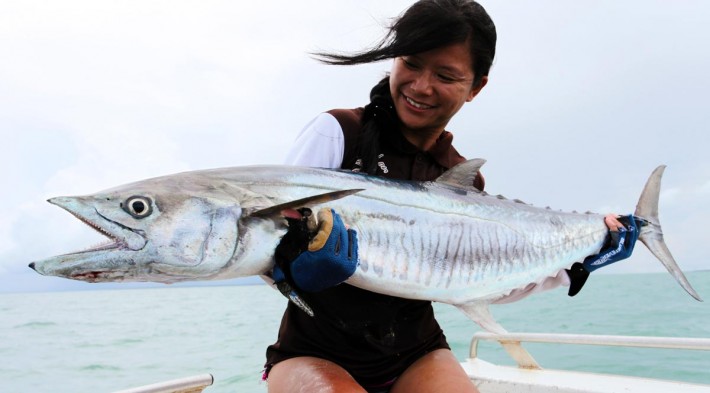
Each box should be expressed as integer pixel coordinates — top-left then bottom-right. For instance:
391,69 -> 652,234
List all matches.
2,271 -> 709,392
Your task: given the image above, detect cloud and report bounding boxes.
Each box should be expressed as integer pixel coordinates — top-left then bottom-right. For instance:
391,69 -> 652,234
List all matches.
660,187 -> 682,206
0,222 -> 15,272
48,126 -> 188,192
700,180 -> 710,195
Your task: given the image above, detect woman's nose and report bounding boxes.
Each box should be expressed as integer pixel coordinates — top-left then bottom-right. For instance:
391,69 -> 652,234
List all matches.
410,73 -> 433,95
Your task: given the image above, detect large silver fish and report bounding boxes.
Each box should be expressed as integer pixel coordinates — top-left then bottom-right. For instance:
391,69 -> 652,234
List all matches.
30,160 -> 701,333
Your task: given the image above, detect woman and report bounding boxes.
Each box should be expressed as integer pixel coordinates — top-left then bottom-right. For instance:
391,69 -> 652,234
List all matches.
264,1 -> 634,392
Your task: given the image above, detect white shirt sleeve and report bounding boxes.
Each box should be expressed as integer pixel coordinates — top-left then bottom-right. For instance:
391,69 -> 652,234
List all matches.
284,113 -> 345,169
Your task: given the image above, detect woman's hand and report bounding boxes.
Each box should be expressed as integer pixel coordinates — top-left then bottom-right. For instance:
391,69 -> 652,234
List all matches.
604,214 -> 627,231
289,208 -> 359,292
272,208 -> 358,293
587,214 -> 640,272
567,214 -> 640,296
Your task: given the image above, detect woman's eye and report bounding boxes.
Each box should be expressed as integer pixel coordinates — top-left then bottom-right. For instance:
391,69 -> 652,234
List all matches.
402,59 -> 419,69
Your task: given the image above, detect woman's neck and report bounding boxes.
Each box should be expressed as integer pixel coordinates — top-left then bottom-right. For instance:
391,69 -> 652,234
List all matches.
399,126 -> 443,151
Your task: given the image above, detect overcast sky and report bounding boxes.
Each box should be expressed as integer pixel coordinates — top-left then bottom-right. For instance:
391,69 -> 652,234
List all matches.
1,0 -> 708,293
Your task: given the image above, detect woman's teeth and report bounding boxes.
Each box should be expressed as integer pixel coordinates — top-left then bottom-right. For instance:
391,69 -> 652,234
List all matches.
406,96 -> 432,109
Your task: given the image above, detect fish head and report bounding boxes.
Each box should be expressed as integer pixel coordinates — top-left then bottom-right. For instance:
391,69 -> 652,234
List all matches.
30,176 -> 243,283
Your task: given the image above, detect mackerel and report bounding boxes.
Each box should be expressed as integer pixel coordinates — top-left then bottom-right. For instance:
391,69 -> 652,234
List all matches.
30,160 -> 702,333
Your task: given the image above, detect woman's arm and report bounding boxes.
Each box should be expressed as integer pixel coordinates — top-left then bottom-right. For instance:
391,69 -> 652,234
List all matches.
285,113 -> 345,168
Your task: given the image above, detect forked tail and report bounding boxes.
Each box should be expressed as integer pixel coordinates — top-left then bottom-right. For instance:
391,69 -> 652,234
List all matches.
635,165 -> 702,301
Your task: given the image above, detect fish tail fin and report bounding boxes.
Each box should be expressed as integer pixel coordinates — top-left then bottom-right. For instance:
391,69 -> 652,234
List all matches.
635,165 -> 702,301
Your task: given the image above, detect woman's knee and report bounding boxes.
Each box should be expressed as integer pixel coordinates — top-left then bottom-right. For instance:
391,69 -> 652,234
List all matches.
266,357 -> 367,393
391,349 -> 479,393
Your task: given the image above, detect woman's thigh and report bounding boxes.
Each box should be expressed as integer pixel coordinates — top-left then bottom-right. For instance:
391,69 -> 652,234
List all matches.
267,356 -> 367,393
390,349 -> 479,393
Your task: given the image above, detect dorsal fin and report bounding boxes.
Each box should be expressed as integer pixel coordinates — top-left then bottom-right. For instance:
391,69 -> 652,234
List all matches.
435,158 -> 486,189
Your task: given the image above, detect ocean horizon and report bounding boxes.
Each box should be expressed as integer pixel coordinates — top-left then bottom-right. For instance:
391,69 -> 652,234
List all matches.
2,271 -> 709,392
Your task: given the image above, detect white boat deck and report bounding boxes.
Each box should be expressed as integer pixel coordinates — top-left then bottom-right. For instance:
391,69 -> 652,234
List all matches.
465,358 -> 710,393
465,332 -> 710,393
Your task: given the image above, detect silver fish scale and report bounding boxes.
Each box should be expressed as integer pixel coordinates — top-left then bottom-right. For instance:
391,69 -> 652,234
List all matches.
332,190 -> 607,303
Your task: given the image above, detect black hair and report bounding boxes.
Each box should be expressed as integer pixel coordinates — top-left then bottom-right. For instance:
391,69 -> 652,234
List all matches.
314,0 -> 497,174
358,77 -> 395,174
314,0 -> 496,88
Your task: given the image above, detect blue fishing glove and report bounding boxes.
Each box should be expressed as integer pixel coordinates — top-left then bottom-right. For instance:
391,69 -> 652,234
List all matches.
272,208 -> 316,316
290,208 -> 359,292
583,214 -> 639,272
567,215 -> 640,296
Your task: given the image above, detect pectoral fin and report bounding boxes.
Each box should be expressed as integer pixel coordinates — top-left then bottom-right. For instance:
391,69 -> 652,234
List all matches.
247,189 -> 363,218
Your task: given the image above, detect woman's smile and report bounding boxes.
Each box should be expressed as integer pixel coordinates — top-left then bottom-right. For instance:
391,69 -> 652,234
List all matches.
404,95 -> 435,110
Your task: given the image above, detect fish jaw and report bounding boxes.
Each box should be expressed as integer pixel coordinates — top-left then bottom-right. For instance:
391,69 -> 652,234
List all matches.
30,249 -> 146,282
52,196 -> 147,250
30,191 -> 244,284
30,196 -> 148,281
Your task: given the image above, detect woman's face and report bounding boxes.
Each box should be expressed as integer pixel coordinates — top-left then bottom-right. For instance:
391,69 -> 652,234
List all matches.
389,41 -> 486,144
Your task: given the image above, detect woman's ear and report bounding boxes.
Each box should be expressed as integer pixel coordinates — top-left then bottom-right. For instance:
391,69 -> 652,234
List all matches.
467,76 -> 488,102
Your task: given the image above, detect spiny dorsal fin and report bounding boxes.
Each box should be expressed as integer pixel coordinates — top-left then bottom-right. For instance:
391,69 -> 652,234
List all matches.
435,158 -> 486,189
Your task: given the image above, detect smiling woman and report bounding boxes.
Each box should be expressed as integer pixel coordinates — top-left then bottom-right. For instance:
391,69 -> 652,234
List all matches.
3,3 -> 710,393
265,2 -> 498,393
390,43 -> 486,150
256,0 -> 710,391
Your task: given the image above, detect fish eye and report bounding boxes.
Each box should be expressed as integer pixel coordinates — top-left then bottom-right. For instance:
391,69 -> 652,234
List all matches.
121,196 -> 153,219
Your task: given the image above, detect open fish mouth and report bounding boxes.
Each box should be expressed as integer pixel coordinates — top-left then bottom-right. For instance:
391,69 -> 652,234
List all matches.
55,210 -> 124,256
29,196 -> 147,280
48,196 -> 147,254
